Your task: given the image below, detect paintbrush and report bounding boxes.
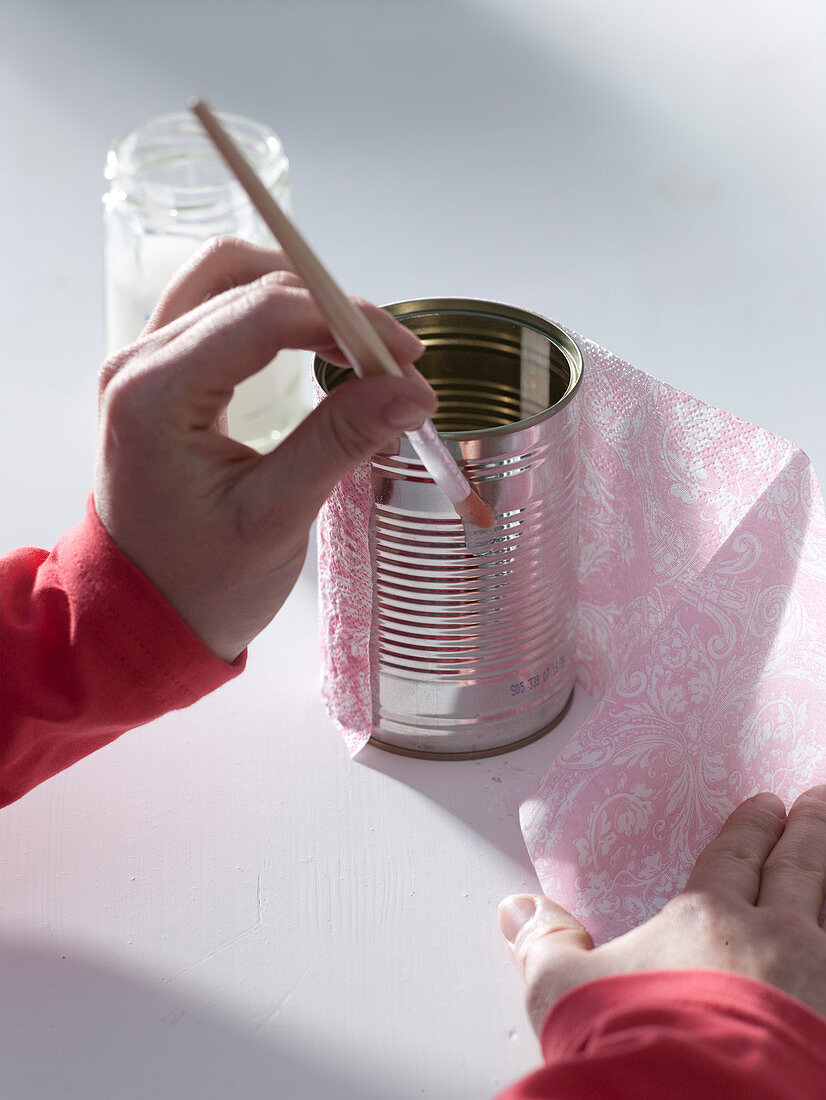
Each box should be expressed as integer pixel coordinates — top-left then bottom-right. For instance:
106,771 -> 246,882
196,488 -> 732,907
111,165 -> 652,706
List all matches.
189,98 -> 495,532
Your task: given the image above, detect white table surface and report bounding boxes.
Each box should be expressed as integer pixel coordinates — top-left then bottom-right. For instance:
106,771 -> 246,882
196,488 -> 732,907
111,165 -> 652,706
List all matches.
1,3 -> 824,1097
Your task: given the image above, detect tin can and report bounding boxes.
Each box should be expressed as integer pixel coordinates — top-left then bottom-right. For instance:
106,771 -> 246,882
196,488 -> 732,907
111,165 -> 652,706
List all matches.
315,298 -> 583,759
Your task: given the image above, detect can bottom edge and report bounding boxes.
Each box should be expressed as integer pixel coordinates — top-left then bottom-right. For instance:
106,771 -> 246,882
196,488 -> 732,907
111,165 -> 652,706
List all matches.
367,688 -> 575,762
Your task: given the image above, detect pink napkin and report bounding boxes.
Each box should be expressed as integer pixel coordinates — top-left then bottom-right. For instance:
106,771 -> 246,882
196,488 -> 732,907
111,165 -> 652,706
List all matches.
316,334 -> 826,943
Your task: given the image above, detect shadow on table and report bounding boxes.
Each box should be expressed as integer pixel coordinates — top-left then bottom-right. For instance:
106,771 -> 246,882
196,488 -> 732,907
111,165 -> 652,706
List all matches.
357,688 -> 596,875
0,938 -> 387,1100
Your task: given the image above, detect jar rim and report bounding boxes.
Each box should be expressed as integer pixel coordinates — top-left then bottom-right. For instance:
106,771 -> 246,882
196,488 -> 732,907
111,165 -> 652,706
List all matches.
104,110 -> 288,210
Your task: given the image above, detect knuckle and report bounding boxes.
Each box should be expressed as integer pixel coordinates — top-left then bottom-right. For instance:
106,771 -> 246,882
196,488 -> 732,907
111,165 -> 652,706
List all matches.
746,803 -> 787,837
694,807 -> 783,868
99,369 -> 140,424
791,797 -> 826,829
193,238 -> 292,288
694,841 -> 758,878
98,343 -> 141,394
726,802 -> 785,845
665,889 -> 730,934
241,281 -> 292,328
183,236 -> 250,293
763,847 -> 825,880
665,889 -> 713,925
98,350 -> 172,430
663,890 -> 747,950
199,234 -> 243,262
259,268 -> 303,291
751,909 -> 816,978
758,905 -> 809,940
328,409 -> 378,463
186,236 -> 244,293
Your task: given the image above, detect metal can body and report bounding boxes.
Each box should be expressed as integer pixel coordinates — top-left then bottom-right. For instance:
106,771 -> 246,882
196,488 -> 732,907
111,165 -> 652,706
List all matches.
316,299 -> 583,759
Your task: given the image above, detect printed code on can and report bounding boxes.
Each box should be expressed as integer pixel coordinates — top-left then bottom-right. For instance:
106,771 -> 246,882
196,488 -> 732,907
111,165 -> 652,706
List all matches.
509,656 -> 565,697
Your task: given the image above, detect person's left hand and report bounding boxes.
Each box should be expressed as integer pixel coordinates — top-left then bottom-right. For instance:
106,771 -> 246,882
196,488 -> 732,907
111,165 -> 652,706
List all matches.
94,236 -> 435,661
498,786 -> 826,1033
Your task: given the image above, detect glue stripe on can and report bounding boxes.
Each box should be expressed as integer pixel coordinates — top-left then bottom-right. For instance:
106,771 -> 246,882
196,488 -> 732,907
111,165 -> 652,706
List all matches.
315,298 -> 583,760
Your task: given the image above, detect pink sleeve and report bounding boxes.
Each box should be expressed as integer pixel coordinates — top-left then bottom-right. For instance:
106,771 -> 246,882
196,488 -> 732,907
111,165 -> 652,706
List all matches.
498,969 -> 826,1099
1,496 -> 245,807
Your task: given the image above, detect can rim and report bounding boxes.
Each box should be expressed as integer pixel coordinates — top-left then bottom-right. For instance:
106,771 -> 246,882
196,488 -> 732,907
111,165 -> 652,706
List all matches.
314,296 -> 583,440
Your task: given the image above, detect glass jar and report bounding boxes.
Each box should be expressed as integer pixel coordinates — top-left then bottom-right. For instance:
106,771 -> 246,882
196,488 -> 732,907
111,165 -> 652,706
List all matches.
103,110 -> 306,452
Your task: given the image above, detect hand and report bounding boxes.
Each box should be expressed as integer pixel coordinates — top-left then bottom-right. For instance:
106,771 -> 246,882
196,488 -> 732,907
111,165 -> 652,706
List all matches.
499,786 -> 826,1030
94,236 -> 436,662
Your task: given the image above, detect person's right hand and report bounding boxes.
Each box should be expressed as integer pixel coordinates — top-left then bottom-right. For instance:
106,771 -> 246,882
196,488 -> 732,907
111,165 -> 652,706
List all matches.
499,786 -> 826,1031
94,236 -> 436,662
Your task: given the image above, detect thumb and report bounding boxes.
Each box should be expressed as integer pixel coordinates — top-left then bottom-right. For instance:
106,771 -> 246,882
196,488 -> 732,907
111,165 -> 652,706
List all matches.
260,372 -> 437,525
499,894 -> 595,1034
498,893 -> 594,976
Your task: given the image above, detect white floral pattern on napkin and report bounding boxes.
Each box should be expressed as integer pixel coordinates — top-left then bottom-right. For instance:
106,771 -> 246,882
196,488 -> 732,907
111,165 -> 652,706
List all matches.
316,337 -> 826,942
522,337 -> 826,941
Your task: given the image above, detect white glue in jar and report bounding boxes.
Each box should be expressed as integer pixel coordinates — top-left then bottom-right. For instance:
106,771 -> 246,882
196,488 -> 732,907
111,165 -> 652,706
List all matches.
103,110 -> 306,452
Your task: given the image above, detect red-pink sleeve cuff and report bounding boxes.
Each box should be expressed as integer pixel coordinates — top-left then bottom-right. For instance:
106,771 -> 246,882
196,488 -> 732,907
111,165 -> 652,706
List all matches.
540,968 -> 826,1069
72,497 -> 247,704
1,497 -> 246,805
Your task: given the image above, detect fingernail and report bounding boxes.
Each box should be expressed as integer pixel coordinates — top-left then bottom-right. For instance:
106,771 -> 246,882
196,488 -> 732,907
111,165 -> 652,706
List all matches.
801,784 -> 826,801
382,397 -> 429,430
752,792 -> 786,817
498,895 -> 537,944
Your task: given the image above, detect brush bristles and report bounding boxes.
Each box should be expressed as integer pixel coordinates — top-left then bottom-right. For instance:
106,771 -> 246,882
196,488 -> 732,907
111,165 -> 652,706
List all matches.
454,489 -> 496,529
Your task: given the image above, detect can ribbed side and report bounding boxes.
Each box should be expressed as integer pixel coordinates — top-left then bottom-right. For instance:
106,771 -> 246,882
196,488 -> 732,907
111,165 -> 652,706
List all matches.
371,403 -> 580,755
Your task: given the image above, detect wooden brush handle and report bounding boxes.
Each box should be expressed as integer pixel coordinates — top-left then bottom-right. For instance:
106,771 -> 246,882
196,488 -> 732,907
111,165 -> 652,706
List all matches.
190,99 -> 403,380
